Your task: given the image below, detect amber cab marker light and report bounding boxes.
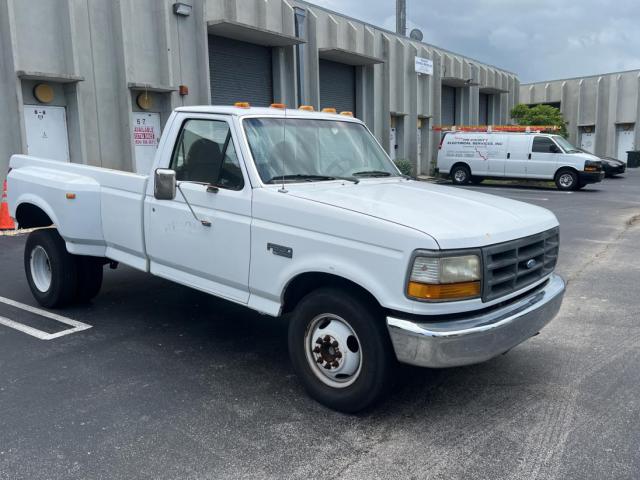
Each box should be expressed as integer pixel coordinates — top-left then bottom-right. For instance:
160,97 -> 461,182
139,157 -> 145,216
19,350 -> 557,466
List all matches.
270,103 -> 286,109
66,193 -> 76,200
322,107 -> 337,114
407,281 -> 481,301
298,105 -> 314,111
340,111 -> 354,117
178,85 -> 189,96
234,102 -> 251,108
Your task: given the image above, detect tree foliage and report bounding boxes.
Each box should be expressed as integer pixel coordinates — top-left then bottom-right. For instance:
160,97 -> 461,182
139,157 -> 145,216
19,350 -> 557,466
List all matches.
511,104 -> 567,137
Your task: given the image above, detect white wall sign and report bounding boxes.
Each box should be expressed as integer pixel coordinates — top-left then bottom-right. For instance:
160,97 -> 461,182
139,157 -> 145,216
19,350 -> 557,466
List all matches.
415,56 -> 433,75
132,112 -> 161,174
23,105 -> 70,161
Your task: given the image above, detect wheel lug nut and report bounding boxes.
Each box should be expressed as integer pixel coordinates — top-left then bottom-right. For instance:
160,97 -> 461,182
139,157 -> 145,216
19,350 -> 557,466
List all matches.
332,361 -> 339,368
331,341 -> 338,348
323,335 -> 331,342
313,346 -> 320,353
316,357 -> 323,363
324,363 -> 332,369
336,352 -> 342,359
315,338 -> 323,344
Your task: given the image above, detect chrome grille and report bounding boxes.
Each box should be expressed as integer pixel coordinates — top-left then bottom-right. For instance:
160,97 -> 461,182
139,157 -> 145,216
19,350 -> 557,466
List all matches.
482,227 -> 559,302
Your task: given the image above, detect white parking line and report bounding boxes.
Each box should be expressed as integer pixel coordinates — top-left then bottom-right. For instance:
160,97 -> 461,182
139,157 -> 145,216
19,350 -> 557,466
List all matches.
0,296 -> 92,340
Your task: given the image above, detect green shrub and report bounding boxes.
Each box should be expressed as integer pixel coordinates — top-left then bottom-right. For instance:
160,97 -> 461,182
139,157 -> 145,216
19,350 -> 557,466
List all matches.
394,159 -> 413,176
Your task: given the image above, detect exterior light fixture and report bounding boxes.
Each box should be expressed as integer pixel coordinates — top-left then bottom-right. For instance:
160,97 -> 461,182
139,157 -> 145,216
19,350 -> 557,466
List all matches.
173,2 -> 192,16
33,83 -> 54,104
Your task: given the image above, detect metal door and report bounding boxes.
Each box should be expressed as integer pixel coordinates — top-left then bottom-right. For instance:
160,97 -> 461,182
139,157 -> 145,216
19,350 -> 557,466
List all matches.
208,35 -> 273,106
319,59 -> 356,114
23,105 -> 70,161
579,128 -> 596,154
616,124 -> 635,162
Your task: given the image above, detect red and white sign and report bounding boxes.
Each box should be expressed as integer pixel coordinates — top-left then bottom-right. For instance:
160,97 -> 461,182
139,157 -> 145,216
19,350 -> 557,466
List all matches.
132,112 -> 161,174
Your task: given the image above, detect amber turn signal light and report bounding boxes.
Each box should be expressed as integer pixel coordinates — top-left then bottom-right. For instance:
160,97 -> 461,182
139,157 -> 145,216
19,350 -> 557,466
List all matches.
407,281 -> 480,301
234,102 -> 251,108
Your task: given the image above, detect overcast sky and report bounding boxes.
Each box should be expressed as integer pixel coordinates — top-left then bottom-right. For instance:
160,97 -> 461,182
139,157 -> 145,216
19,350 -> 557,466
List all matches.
307,0 -> 640,83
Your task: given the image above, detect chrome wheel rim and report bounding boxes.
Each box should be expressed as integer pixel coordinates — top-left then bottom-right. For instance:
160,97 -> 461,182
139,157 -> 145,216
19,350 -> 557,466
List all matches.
559,173 -> 574,188
454,169 -> 467,183
304,314 -> 362,388
30,245 -> 52,292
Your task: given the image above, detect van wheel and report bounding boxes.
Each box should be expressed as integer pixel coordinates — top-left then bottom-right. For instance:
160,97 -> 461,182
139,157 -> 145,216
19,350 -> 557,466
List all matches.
24,229 -> 77,308
75,256 -> 104,303
451,165 -> 471,185
288,288 -> 395,413
555,169 -> 578,191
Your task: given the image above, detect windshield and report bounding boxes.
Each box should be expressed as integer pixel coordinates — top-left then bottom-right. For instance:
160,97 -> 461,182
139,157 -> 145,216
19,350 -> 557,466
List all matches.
553,135 -> 581,153
243,118 -> 399,183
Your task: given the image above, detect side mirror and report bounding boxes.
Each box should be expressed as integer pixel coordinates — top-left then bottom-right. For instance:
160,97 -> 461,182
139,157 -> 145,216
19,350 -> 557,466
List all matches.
154,168 -> 176,200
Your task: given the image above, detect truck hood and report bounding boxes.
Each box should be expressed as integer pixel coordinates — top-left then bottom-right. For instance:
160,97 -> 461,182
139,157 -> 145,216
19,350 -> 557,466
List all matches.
286,179 -> 559,249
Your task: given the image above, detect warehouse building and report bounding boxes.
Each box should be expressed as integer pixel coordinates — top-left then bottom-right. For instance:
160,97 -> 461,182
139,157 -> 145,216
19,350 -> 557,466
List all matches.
0,0 -> 519,181
520,69 -> 640,162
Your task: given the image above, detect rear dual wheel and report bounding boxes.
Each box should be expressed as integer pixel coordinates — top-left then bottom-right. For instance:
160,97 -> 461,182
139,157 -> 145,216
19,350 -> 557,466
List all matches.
25,229 -> 104,308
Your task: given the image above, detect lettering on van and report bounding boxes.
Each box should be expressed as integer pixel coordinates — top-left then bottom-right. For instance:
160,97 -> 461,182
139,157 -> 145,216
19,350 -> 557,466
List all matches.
445,136 -> 504,160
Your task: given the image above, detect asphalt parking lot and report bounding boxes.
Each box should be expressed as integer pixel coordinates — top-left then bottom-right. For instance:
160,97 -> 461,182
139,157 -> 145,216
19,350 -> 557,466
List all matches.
1,170 -> 639,480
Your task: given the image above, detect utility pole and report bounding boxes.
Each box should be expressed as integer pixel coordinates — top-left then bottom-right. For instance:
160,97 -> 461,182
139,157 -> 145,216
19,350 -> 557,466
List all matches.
396,0 -> 406,36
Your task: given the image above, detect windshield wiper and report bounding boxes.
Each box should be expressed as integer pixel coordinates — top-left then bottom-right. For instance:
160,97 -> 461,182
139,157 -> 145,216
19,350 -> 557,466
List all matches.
265,174 -> 358,184
352,170 -> 393,178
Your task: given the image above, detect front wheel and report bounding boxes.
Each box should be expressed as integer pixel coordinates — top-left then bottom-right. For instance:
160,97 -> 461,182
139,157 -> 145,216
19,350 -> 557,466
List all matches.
288,288 -> 395,413
555,169 -> 578,191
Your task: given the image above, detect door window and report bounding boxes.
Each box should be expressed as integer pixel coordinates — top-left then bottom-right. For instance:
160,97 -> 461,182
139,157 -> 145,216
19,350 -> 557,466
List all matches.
170,119 -> 244,190
531,136 -> 557,153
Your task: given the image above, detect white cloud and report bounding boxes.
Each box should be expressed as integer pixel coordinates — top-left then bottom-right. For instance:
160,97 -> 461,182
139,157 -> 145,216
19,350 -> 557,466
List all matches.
305,0 -> 640,82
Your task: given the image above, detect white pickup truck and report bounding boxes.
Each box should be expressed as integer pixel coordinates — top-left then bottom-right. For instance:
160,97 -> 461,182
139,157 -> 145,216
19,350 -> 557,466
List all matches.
7,105 -> 565,412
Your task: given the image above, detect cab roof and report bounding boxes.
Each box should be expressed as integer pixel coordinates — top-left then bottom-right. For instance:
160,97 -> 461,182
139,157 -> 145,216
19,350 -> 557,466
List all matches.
174,105 -> 363,123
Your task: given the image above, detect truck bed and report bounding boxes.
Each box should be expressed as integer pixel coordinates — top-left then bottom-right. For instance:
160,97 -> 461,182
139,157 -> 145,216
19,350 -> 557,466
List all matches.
8,155 -> 150,271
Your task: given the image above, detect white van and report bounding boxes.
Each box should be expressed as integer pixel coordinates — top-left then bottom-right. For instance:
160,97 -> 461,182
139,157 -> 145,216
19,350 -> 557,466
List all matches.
437,132 -> 604,190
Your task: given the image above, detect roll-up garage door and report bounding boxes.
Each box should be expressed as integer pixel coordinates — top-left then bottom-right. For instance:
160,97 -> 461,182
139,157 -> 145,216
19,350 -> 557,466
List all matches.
208,35 -> 273,106
441,85 -> 456,125
479,93 -> 489,125
319,59 -> 356,114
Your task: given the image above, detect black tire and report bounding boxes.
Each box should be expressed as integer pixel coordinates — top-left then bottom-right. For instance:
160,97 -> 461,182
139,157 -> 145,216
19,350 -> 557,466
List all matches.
75,256 -> 104,303
554,169 -> 578,191
24,229 -> 77,308
288,288 -> 395,413
451,164 -> 471,185
470,176 -> 484,185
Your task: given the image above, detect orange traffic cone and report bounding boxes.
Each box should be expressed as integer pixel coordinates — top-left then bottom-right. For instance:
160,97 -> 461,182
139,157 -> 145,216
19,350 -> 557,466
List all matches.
0,179 -> 16,230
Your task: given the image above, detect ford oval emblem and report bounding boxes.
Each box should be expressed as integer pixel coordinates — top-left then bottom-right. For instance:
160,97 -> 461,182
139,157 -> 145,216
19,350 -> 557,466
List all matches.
526,259 -> 537,269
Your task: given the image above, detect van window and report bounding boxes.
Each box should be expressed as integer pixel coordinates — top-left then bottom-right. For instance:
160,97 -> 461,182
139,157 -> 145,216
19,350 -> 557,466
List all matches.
532,136 -> 557,153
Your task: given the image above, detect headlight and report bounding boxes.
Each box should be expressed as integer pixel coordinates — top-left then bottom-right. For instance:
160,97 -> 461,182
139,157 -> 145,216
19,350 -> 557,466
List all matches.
584,160 -> 602,172
407,253 -> 481,301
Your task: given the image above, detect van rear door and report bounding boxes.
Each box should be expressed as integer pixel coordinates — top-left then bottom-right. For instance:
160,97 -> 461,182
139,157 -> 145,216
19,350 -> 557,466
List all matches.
505,135 -> 531,179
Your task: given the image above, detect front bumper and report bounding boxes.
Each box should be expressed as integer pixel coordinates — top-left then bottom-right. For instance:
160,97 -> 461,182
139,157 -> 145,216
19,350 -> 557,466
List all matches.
386,274 -> 565,368
578,171 -> 605,184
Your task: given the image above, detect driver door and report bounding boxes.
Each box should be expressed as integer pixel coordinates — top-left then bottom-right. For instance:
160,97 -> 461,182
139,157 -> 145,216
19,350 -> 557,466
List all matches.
144,114 -> 252,303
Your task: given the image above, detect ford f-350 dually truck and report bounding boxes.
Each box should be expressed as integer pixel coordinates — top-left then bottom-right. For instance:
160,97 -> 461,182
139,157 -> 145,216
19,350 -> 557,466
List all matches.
7,105 -> 565,412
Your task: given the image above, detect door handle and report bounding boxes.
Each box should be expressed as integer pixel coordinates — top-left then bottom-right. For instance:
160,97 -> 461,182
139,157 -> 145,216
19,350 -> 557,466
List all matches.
507,152 -> 511,159
528,153 -> 532,159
